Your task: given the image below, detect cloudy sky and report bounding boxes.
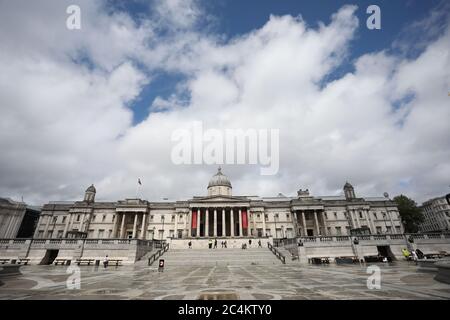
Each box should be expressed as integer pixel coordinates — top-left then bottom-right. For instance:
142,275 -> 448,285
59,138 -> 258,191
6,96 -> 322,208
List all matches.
0,0 -> 449,205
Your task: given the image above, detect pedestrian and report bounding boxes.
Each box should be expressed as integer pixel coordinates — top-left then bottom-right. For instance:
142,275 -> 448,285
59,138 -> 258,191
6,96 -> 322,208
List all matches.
208,239 -> 212,249
249,239 -> 252,247
188,241 -> 192,249
412,250 -> 418,262
258,240 -> 262,248
214,239 -> 217,249
103,255 -> 109,268
224,240 -> 227,248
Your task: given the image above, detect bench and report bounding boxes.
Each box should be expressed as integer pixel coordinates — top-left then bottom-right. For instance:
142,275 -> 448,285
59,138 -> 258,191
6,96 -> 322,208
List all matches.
424,253 -> 443,259
0,258 -> 10,264
54,259 -> 70,266
103,259 -> 122,267
17,258 -> 30,265
75,259 -> 95,266
335,256 -> 358,264
310,257 -> 330,264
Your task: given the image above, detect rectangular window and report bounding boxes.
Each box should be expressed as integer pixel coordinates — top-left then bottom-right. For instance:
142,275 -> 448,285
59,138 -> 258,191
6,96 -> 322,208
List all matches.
62,216 -> 66,223
335,227 -> 342,235
102,215 -> 106,222
334,212 -> 337,219
77,215 -> 80,222
57,230 -> 63,238
98,229 -> 104,238
359,212 -> 363,219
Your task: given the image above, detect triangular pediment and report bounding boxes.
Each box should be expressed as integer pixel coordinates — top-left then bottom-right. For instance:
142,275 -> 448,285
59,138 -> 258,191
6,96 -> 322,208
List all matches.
190,195 -> 249,203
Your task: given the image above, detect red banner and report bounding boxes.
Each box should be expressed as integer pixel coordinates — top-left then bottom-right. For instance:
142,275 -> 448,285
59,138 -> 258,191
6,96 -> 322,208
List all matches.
242,209 -> 248,229
192,209 -> 197,228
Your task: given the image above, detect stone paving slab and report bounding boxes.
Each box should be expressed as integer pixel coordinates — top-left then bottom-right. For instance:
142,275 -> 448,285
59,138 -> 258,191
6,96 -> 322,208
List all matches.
0,262 -> 450,300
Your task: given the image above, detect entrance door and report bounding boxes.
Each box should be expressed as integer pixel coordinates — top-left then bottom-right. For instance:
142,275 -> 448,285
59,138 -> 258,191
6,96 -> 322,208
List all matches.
40,249 -> 59,265
377,245 -> 396,261
307,229 -> 314,236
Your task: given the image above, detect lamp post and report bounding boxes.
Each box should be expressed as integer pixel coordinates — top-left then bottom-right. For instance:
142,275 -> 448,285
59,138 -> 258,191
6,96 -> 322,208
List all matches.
274,214 -> 278,238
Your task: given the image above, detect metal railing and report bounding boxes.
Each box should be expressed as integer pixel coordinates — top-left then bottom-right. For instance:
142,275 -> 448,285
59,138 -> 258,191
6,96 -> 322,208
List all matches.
148,242 -> 170,266
267,242 -> 285,264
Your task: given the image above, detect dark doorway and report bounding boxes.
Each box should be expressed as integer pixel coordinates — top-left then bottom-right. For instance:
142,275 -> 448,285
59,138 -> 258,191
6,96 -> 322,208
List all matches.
307,229 -> 314,236
40,250 -> 59,265
377,246 -> 396,261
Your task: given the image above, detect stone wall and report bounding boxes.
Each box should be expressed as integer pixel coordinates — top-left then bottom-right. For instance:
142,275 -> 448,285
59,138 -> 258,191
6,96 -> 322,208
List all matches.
0,238 -> 154,265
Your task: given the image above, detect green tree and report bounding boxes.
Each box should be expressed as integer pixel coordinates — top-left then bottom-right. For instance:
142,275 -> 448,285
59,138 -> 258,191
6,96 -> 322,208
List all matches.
393,195 -> 424,233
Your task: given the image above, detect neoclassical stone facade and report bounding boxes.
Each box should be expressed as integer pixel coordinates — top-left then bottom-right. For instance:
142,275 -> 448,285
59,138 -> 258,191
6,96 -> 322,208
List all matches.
32,168 -> 404,241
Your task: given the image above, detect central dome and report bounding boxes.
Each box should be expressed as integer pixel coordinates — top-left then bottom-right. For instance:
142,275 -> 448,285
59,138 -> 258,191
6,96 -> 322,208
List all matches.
208,167 -> 232,188
207,167 -> 232,196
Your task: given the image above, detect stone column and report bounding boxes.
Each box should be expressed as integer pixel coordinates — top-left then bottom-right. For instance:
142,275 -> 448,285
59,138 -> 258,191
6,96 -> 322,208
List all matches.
196,208 -> 201,237
120,213 -> 126,238
63,214 -> 71,238
365,210 -> 375,234
4,215 -> 15,238
68,214 -> 75,233
238,209 -> 243,237
43,215 -> 51,238
79,214 -> 84,232
314,210 -> 320,236
262,212 -> 266,237
140,214 -> 147,239
174,213 -> 178,238
184,212 -> 188,238
388,211 -> 395,233
322,211 -> 328,235
252,210 -> 256,236
213,209 -> 217,237
222,209 -> 226,236
230,208 -> 235,237
111,214 -> 118,238
205,209 -> 209,237
301,211 -> 307,236
33,216 -> 42,238
132,214 -> 138,238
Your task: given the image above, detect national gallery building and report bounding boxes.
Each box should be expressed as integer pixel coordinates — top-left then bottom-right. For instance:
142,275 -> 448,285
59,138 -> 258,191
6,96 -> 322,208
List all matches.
34,168 -> 404,241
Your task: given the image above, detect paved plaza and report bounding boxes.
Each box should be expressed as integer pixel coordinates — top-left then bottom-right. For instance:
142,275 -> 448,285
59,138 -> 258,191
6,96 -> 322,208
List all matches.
1,261 -> 450,300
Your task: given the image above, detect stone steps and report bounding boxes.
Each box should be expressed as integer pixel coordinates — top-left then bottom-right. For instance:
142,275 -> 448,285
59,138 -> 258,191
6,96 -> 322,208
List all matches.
161,248 -> 281,266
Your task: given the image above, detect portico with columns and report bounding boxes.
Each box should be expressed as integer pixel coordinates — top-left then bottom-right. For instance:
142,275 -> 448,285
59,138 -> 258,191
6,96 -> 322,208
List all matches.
189,205 -> 250,238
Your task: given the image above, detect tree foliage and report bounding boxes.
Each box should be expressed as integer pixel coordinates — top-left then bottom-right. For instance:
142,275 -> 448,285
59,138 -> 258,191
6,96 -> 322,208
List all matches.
393,195 -> 424,233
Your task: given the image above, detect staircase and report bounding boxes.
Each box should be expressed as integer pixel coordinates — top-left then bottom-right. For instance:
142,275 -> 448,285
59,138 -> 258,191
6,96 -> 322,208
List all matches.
160,248 -> 281,267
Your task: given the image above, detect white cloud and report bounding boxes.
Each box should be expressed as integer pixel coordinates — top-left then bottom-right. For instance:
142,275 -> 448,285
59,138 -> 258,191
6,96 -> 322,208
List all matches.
0,1 -> 449,205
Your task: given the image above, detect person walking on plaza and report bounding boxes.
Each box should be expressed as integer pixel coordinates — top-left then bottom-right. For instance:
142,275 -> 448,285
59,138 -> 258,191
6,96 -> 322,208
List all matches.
224,240 -> 227,248
214,239 -> 217,249
258,240 -> 262,248
103,255 -> 109,268
249,239 -> 252,248
188,241 -> 192,249
208,239 -> 212,249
